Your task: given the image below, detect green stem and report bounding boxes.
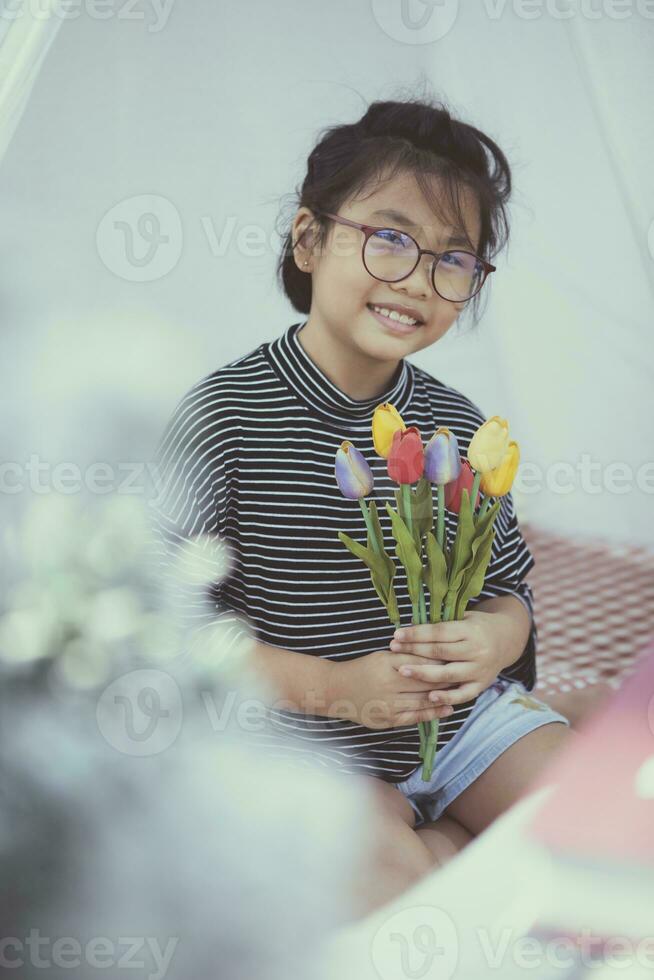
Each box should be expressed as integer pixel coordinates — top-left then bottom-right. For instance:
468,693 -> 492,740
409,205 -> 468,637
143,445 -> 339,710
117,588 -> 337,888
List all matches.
410,591 -> 427,761
423,729 -> 438,779
409,486 -> 431,763
401,482 -> 413,536
422,705 -> 440,780
422,580 -> 459,778
477,494 -> 492,520
418,720 -> 427,759
359,498 -> 381,554
399,481 -> 438,777
421,576 -> 440,780
436,482 -> 445,553
470,471 -> 482,518
418,586 -> 427,623
417,582 -> 429,761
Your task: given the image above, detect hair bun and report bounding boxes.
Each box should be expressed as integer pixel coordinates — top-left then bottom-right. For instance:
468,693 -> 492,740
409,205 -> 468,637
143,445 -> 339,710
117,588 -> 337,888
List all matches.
360,100 -> 451,153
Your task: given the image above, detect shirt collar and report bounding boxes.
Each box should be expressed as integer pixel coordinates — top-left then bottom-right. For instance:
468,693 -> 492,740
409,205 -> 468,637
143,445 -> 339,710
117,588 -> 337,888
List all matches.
264,321 -> 415,424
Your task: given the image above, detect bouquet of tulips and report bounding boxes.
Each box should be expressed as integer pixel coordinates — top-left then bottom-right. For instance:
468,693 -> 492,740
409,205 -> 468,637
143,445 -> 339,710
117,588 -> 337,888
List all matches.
334,405 -> 520,782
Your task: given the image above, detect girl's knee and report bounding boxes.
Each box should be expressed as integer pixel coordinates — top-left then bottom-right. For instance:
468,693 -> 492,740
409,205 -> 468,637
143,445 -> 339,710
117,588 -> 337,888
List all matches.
348,815 -> 434,918
358,774 -> 417,828
416,814 -> 475,867
370,813 -> 435,884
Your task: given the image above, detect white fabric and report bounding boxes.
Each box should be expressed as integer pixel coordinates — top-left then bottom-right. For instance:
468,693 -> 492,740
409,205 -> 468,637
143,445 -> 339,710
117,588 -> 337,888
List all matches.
0,1 -> 651,544
417,8 -> 654,545
0,0 -> 63,165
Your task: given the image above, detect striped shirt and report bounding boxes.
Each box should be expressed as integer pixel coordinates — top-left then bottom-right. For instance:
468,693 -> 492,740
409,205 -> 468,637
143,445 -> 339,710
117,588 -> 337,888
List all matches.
149,319 -> 537,783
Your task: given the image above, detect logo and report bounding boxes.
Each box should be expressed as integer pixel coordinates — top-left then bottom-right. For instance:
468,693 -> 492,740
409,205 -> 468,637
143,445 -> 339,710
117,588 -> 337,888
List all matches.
96,669 -> 183,756
371,0 -> 460,43
370,905 -> 458,979
96,194 -> 182,281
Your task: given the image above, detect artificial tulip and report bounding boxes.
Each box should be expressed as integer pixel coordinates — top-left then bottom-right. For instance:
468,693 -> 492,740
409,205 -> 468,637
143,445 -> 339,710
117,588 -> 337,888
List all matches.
444,459 -> 480,513
467,416 -> 510,473
334,441 -> 374,499
387,427 -> 424,485
480,440 -> 520,497
372,402 -> 406,459
424,427 -> 461,485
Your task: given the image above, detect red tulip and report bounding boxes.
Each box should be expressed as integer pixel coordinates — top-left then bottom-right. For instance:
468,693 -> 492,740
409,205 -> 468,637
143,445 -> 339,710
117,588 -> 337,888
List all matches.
444,459 -> 481,513
388,427 -> 424,485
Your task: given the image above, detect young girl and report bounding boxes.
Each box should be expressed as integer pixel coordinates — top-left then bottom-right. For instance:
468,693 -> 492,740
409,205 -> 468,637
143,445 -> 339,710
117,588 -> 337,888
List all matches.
151,95 -> 572,914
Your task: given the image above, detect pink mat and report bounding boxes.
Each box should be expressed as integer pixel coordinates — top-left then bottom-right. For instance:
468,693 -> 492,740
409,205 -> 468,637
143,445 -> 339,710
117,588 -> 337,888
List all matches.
522,524 -> 654,696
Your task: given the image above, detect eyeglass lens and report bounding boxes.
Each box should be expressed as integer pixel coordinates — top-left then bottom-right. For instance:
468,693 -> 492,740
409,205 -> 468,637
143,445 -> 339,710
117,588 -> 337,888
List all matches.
364,228 -> 485,301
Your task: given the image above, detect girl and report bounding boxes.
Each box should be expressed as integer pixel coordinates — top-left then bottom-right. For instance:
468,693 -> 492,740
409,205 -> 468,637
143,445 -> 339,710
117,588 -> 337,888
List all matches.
151,94 -> 572,917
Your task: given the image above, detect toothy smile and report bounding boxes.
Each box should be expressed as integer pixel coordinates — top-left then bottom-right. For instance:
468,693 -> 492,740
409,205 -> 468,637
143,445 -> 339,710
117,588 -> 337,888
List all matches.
367,304 -> 423,326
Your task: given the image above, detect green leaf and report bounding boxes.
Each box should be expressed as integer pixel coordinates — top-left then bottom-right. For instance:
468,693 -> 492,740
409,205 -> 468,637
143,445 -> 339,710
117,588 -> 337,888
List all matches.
393,486 -> 421,553
337,530 -> 400,625
367,501 -> 401,624
445,488 -> 476,600
452,499 -> 501,614
424,531 -> 448,623
454,525 -> 496,618
474,499 -> 501,542
384,502 -> 424,609
444,498 -> 501,619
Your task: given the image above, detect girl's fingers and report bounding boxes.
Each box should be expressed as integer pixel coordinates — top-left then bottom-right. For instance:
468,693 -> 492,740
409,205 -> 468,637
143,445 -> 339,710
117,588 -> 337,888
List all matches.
392,694 -> 455,723
394,694 -> 450,711
395,656 -> 447,675
398,661 -> 472,686
396,704 -> 454,726
400,679 -> 453,691
398,671 -> 459,693
428,682 -> 481,706
390,640 -> 471,660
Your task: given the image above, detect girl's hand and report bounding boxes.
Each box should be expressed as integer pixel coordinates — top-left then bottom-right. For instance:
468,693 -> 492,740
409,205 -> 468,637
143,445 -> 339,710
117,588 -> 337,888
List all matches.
388,610 -> 513,706
327,650 -> 455,729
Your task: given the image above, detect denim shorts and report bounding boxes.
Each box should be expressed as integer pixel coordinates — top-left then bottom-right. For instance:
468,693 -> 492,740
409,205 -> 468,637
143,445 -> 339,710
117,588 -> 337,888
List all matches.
394,677 -> 570,829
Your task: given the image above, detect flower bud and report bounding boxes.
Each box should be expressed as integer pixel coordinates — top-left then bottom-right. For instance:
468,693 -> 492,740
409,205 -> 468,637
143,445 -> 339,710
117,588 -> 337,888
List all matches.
334,441 -> 374,499
424,427 -> 461,485
388,427 -> 424,485
372,402 -> 406,459
467,416 -> 510,473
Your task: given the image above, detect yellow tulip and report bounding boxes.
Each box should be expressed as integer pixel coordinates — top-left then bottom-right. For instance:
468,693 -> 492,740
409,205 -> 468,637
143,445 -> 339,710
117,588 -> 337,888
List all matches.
372,402 -> 406,459
467,416 -> 510,473
480,440 -> 520,496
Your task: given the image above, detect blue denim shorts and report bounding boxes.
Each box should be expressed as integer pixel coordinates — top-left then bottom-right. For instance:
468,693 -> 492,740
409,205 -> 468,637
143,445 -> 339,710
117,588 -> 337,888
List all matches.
394,677 -> 570,829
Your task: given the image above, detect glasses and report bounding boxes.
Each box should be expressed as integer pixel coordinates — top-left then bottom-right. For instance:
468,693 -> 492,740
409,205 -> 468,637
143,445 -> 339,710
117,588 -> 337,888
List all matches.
309,210 -> 496,303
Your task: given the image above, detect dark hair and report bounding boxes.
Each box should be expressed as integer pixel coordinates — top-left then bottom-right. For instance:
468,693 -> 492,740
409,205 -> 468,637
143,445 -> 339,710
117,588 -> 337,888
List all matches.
276,92 -> 512,327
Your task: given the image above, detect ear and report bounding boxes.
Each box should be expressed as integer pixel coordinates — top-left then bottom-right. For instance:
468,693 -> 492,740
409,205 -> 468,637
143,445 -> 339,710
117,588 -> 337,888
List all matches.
297,215 -> 320,249
292,212 -> 319,271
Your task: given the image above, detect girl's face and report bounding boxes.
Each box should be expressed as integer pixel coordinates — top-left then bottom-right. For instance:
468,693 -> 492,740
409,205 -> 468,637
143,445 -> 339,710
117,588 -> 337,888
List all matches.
292,170 -> 483,367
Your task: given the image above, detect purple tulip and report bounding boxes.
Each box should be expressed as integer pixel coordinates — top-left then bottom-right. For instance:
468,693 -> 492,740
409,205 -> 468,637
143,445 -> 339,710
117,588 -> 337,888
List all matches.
424,427 -> 462,485
334,441 -> 374,499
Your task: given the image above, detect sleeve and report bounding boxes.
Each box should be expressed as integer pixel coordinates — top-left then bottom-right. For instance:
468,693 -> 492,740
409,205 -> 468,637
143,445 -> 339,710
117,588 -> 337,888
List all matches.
145,384 -> 253,663
466,488 -> 538,690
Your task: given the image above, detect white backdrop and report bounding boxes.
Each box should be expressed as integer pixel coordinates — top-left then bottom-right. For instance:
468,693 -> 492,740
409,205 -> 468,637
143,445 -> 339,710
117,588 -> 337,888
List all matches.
1,0 -> 652,545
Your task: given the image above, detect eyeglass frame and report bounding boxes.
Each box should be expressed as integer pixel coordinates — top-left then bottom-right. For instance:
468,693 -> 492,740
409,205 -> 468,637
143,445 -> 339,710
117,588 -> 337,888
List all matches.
303,209 -> 496,303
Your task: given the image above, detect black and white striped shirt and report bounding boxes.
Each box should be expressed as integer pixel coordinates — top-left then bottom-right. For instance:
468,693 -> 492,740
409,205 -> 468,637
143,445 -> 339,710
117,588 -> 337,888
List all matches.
150,320 -> 537,783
